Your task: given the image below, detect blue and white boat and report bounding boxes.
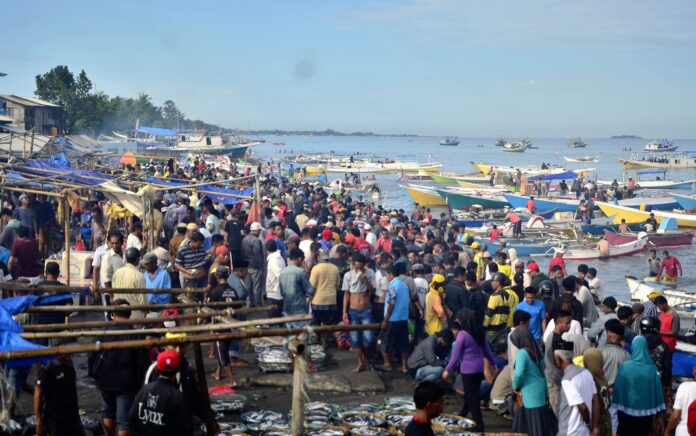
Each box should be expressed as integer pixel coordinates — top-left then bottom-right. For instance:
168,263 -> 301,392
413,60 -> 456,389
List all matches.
643,139 -> 679,152
473,237 -> 561,257
672,193 -> 696,210
504,194 -> 579,212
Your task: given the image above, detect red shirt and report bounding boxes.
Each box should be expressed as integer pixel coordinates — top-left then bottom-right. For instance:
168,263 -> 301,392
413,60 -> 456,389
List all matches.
526,200 -> 536,212
507,211 -> 521,224
490,228 -> 499,241
548,256 -> 566,275
10,238 -> 42,277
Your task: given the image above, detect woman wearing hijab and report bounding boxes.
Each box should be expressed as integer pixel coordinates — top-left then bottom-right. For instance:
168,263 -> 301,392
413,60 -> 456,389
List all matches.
425,274 -> 447,335
583,349 -> 612,436
612,336 -> 666,435
442,309 -> 496,432
511,323 -> 557,436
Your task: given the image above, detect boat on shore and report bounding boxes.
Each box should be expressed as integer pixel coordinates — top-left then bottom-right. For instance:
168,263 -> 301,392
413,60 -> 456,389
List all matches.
474,237 -> 561,257
402,184 -> 448,206
616,151 -> 696,169
505,193 -> 680,213
597,201 -> 696,228
567,138 -> 587,148
563,155 -> 599,163
626,275 -> 696,308
439,136 -> 460,146
471,162 -> 565,176
643,139 -> 679,152
604,229 -> 693,247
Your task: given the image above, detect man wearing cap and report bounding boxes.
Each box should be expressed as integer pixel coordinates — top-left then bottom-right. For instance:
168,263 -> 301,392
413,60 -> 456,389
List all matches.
363,223 -> 377,251
143,252 -> 172,305
471,242 -> 485,281
525,261 -> 548,290
174,232 -> 209,296
129,351 -> 192,436
112,248 -> 147,319
587,297 -> 618,348
242,222 -> 265,307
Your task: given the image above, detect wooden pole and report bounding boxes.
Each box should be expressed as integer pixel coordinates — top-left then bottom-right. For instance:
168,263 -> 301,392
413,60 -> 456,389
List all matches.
64,194 -> 71,286
25,300 -> 245,313
0,283 -> 207,294
255,172 -> 262,210
29,131 -> 34,156
21,314 -> 311,340
23,305 -> 274,332
0,324 -> 381,361
193,342 -> 216,436
289,340 -> 306,436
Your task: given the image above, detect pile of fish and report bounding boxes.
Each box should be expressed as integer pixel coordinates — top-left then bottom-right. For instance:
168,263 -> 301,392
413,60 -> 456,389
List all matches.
383,397 -> 415,412
210,394 -> 247,414
305,401 -> 339,429
307,428 -> 347,436
337,402 -> 381,417
384,412 -> 413,429
217,421 -> 248,435
254,341 -> 328,372
349,427 -> 392,436
342,413 -> 385,428
240,410 -> 289,432
431,414 -> 476,432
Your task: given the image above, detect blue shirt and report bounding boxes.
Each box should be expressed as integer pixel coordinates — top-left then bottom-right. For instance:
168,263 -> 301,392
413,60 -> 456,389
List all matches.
516,299 -> 546,340
144,267 -> 172,304
228,273 -> 248,301
385,277 -> 410,322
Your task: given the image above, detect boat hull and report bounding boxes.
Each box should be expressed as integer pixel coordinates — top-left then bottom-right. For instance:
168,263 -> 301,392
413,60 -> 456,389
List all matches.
597,201 -> 696,228
643,145 -> 679,152
403,185 -> 447,206
604,229 -> 693,247
504,194 -> 578,212
474,238 -> 559,257
436,190 -> 508,209
430,173 -> 458,184
580,223 -> 642,235
672,193 -> 696,210
626,276 -> 696,308
559,239 -> 646,260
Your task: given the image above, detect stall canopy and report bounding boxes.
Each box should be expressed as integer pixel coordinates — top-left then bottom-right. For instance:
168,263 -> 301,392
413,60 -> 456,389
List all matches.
137,126 -> 177,136
19,160 -> 113,186
528,171 -> 578,181
146,177 -> 254,205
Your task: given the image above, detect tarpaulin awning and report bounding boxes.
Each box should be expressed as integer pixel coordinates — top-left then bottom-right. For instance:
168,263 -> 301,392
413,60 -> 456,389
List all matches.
0,296 -> 51,368
120,151 -> 137,165
137,126 -> 177,136
528,171 -> 578,181
146,177 -> 254,205
19,160 -> 113,186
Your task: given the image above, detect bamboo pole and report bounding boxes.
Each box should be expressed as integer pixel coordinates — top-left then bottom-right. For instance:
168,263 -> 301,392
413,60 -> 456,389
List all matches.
0,185 -> 65,198
193,342 -> 216,436
29,131 -> 34,156
25,300 -> 245,313
0,283 -> 206,294
21,314 -> 311,339
23,305 -> 274,332
64,194 -> 70,286
0,324 -> 380,361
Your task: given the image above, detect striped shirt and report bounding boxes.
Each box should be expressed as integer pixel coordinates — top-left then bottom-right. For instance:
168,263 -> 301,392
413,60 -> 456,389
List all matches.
175,246 -> 208,269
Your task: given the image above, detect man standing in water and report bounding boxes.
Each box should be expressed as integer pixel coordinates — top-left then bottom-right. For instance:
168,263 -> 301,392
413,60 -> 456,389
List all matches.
657,250 -> 682,284
342,253 -> 376,372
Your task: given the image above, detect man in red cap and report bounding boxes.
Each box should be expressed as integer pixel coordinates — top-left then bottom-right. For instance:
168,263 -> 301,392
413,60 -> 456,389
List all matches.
129,351 -> 192,436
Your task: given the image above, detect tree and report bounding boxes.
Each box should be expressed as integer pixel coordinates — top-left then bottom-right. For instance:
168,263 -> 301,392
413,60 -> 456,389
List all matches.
35,66 -> 94,134
162,100 -> 185,128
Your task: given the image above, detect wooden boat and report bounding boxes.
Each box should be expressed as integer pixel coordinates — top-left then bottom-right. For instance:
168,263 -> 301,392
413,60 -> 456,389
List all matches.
545,238 -> 646,260
431,172 -> 490,185
580,223 -> 642,235
596,201 -> 696,228
503,193 -> 578,212
672,193 -> 696,211
566,138 -> 587,148
616,151 -> 696,170
322,161 -> 443,174
399,170 -> 433,182
626,275 -> 696,308
563,155 -> 599,163
501,141 -> 529,152
439,136 -> 460,146
436,188 -> 508,209
604,229 -> 693,247
643,139 -> 679,152
471,162 -> 564,176
473,237 -> 562,257
402,184 -> 447,206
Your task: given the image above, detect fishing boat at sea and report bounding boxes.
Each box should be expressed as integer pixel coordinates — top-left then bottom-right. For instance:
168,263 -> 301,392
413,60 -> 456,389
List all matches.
430,172 -> 490,185
540,238 -> 647,260
402,184 -> 448,206
474,237 -> 562,257
320,160 -> 443,174
563,155 -> 599,163
597,201 -> 696,228
672,193 -> 696,211
643,139 -> 679,152
566,138 -> 587,148
615,151 -> 696,170
494,136 -> 507,147
604,228 -> 693,248
436,188 -> 508,209
598,170 -> 696,190
471,162 -> 565,176
501,140 -> 530,153
439,136 -> 460,146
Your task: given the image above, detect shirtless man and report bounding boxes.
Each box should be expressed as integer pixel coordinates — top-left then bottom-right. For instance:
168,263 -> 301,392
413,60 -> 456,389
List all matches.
342,253 -> 377,372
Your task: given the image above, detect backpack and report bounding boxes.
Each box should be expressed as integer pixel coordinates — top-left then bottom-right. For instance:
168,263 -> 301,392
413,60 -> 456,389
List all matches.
687,398 -> 696,435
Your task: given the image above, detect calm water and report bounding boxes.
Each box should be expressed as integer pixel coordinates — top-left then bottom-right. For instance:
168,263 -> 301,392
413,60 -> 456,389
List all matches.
253,136 -> 696,300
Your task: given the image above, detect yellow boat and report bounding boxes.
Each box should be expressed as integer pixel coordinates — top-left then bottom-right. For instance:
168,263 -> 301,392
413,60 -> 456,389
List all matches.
402,184 -> 447,206
596,201 -> 696,228
472,162 -> 494,175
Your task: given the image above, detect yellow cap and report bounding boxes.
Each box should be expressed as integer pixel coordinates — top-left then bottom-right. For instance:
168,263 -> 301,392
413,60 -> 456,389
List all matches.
648,290 -> 662,300
471,242 -> 481,249
430,274 -> 446,293
165,332 -> 187,340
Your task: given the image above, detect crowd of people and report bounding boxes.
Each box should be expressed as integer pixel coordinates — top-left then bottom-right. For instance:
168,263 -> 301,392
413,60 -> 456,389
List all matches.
1,162 -> 694,436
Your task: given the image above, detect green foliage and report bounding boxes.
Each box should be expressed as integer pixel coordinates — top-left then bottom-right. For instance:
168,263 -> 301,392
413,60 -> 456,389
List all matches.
34,65 -> 221,135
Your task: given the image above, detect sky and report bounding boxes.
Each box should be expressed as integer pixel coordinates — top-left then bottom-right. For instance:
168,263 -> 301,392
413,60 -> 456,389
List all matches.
3,0 -> 696,137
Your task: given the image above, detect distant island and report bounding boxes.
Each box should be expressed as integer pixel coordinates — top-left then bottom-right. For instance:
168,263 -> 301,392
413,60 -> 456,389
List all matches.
239,128 -> 417,137
611,135 -> 642,139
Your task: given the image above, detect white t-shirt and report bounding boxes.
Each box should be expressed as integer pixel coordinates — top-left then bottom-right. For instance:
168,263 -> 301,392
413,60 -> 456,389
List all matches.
561,368 -> 596,436
674,381 -> 696,436
126,233 -> 143,251
413,277 -> 429,308
543,319 -> 583,343
299,240 -> 313,260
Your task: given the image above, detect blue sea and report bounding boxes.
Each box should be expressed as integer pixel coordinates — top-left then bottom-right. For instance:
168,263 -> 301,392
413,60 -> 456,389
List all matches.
253,136 -> 696,300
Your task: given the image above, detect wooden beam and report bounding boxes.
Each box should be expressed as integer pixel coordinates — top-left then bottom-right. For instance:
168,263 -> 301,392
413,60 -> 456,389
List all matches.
25,300 -> 245,313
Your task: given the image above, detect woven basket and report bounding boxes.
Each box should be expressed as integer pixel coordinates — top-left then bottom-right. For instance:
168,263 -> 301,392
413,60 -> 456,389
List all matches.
430,413 -> 476,433
342,412 -> 385,429
348,426 -> 394,436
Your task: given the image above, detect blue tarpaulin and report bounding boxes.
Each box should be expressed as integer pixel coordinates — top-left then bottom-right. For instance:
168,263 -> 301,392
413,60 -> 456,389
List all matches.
0,296 -> 53,368
528,171 -> 578,181
137,126 -> 177,136
20,161 -> 113,186
48,152 -> 71,167
146,177 -> 254,205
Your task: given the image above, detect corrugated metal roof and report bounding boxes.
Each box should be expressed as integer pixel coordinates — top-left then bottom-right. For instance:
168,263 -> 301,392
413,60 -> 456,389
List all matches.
0,95 -> 61,108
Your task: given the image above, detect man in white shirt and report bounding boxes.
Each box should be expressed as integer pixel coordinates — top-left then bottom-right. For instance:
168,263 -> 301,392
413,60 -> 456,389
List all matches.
363,224 -> 377,251
126,221 -> 145,251
265,239 -> 286,317
555,341 -> 599,436
587,267 -> 602,300
665,366 -> 696,436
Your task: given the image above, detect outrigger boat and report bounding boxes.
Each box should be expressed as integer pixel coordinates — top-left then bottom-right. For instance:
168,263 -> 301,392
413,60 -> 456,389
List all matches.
538,238 -> 647,260
563,155 -> 599,163
402,184 -> 448,206
672,193 -> 696,211
439,136 -> 460,146
604,229 -> 693,248
597,202 -> 696,228
471,162 -> 566,176
626,275 -> 696,308
643,139 -> 679,152
505,193 -> 680,212
616,151 -> 696,170
501,140 -> 530,153
566,138 -> 587,148
436,188 -> 508,209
